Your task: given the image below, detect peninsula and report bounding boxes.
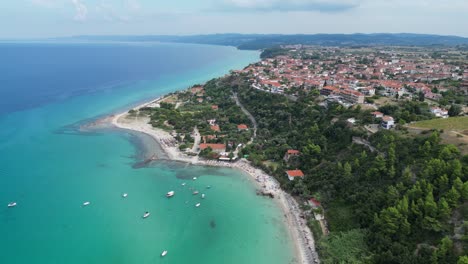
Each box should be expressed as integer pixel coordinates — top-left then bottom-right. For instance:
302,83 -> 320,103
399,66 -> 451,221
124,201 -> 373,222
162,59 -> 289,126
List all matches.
110,45 -> 467,263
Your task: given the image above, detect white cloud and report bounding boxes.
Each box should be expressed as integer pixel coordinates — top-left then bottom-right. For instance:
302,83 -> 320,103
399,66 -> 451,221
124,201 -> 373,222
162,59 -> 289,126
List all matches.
95,2 -> 131,22
126,0 -> 141,11
71,0 -> 88,21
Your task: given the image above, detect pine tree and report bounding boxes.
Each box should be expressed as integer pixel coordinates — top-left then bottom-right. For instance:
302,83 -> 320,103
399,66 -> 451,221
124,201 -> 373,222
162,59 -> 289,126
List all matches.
444,187 -> 461,208
437,198 -> 451,220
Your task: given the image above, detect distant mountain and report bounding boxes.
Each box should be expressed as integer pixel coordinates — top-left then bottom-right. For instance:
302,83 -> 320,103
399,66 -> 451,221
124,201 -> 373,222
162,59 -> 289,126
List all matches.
68,33 -> 468,50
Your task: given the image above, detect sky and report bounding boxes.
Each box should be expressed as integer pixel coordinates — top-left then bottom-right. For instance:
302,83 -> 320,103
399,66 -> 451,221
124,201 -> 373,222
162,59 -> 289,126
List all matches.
1,0 -> 468,38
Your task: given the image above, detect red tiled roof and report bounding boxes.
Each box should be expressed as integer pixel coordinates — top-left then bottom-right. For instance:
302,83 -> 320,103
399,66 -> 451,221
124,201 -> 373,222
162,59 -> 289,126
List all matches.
211,105 -> 219,110
210,125 -> 220,132
287,150 -> 300,155
382,116 -> 394,122
310,198 -> 321,206
286,170 -> 304,177
237,124 -> 248,130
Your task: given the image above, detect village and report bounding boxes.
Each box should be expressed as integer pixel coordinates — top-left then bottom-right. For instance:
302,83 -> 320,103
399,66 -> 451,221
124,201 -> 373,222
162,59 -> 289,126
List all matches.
138,46 -> 467,179
234,46 -> 467,127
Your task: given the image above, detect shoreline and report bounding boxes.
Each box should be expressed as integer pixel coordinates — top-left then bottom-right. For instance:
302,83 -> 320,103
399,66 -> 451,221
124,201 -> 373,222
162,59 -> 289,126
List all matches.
98,95 -> 319,264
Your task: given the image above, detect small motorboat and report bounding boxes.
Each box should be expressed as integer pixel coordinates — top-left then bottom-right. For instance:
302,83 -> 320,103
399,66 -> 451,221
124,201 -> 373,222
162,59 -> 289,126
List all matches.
206,185 -> 211,189
143,212 -> 150,218
181,182 -> 186,186
193,177 -> 197,181
201,194 -> 205,199
83,201 -> 90,206
166,191 -> 175,198
195,203 -> 201,207
193,191 -> 199,195
7,202 -> 17,208
161,250 -> 168,257
122,193 -> 128,198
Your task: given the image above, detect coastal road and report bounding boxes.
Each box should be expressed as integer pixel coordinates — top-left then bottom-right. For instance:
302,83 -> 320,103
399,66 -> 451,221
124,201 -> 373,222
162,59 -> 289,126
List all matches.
191,127 -> 201,153
233,92 -> 257,142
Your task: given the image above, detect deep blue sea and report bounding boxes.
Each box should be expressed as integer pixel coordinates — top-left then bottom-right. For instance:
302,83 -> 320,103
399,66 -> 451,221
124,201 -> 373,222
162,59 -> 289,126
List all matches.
0,42 -> 296,264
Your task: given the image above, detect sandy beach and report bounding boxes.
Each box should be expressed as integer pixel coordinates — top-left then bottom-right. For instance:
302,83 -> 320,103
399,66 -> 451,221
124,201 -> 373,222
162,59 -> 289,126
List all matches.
103,97 -> 319,264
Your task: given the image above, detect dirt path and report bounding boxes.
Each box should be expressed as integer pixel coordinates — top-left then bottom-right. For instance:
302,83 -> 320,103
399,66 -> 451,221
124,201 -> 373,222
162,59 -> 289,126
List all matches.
233,92 -> 257,141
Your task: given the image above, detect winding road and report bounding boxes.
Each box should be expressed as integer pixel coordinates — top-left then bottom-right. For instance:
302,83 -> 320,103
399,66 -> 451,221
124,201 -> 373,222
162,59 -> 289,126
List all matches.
233,92 -> 257,142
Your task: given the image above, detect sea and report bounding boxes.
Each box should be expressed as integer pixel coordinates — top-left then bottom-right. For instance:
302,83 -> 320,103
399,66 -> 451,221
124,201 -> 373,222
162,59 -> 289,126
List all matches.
0,42 -> 296,264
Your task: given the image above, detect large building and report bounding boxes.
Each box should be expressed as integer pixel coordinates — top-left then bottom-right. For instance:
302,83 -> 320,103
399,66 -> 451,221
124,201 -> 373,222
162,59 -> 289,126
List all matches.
320,86 -> 365,104
339,89 -> 365,104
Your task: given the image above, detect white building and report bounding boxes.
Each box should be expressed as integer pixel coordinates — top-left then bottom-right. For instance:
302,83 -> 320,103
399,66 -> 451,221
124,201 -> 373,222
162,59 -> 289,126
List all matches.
381,116 -> 395,129
430,107 -> 449,118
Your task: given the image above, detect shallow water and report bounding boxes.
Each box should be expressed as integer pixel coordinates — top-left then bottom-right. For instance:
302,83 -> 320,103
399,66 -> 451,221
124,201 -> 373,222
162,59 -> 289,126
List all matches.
0,42 -> 295,264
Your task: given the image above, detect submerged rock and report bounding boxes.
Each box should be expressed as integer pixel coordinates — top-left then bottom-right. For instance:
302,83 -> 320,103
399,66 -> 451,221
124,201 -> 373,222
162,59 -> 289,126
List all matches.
210,220 -> 216,229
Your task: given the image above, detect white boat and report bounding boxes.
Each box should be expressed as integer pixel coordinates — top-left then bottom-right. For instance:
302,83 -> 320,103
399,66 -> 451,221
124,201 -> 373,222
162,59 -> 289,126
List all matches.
161,250 -> 168,257
143,212 -> 150,218
193,177 -> 197,181
83,201 -> 90,206
181,182 -> 186,186
195,203 -> 201,207
122,193 -> 128,198
7,202 -> 17,208
193,191 -> 199,195
206,185 -> 211,189
166,191 -> 175,198
201,194 -> 205,199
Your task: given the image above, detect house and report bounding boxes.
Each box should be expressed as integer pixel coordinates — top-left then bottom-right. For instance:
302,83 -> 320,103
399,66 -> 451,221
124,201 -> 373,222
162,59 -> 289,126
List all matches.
431,107 -> 449,118
381,116 -> 395,129
347,118 -> 357,126
210,125 -> 220,132
286,170 -> 305,181
284,149 -> 300,161
211,105 -> 219,110
372,111 -> 384,118
360,87 -> 376,96
190,86 -> 204,95
424,91 -> 442,100
207,119 -> 216,126
237,124 -> 248,131
308,198 -> 321,208
199,143 -> 226,153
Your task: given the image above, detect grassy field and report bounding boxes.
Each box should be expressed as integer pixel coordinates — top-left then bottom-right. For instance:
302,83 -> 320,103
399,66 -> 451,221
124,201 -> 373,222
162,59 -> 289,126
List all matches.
407,116 -> 468,155
409,116 -> 468,131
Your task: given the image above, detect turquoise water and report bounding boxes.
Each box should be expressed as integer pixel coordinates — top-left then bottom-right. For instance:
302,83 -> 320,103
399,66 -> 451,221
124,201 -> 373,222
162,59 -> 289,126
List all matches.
0,43 -> 295,264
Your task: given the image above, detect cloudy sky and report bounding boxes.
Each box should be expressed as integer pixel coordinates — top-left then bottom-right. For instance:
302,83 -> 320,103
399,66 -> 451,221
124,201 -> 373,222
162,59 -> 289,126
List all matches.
2,0 -> 468,38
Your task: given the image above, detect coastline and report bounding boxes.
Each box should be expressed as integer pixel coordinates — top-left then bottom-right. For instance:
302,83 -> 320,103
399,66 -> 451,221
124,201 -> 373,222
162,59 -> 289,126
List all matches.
100,96 -> 320,264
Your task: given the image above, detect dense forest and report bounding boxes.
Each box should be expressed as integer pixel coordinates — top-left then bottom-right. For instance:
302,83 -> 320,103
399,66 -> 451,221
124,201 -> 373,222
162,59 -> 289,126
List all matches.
200,75 -> 468,263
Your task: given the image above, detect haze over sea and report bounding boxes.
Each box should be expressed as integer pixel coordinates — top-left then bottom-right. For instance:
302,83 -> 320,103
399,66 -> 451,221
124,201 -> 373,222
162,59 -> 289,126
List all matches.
0,42 -> 295,264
